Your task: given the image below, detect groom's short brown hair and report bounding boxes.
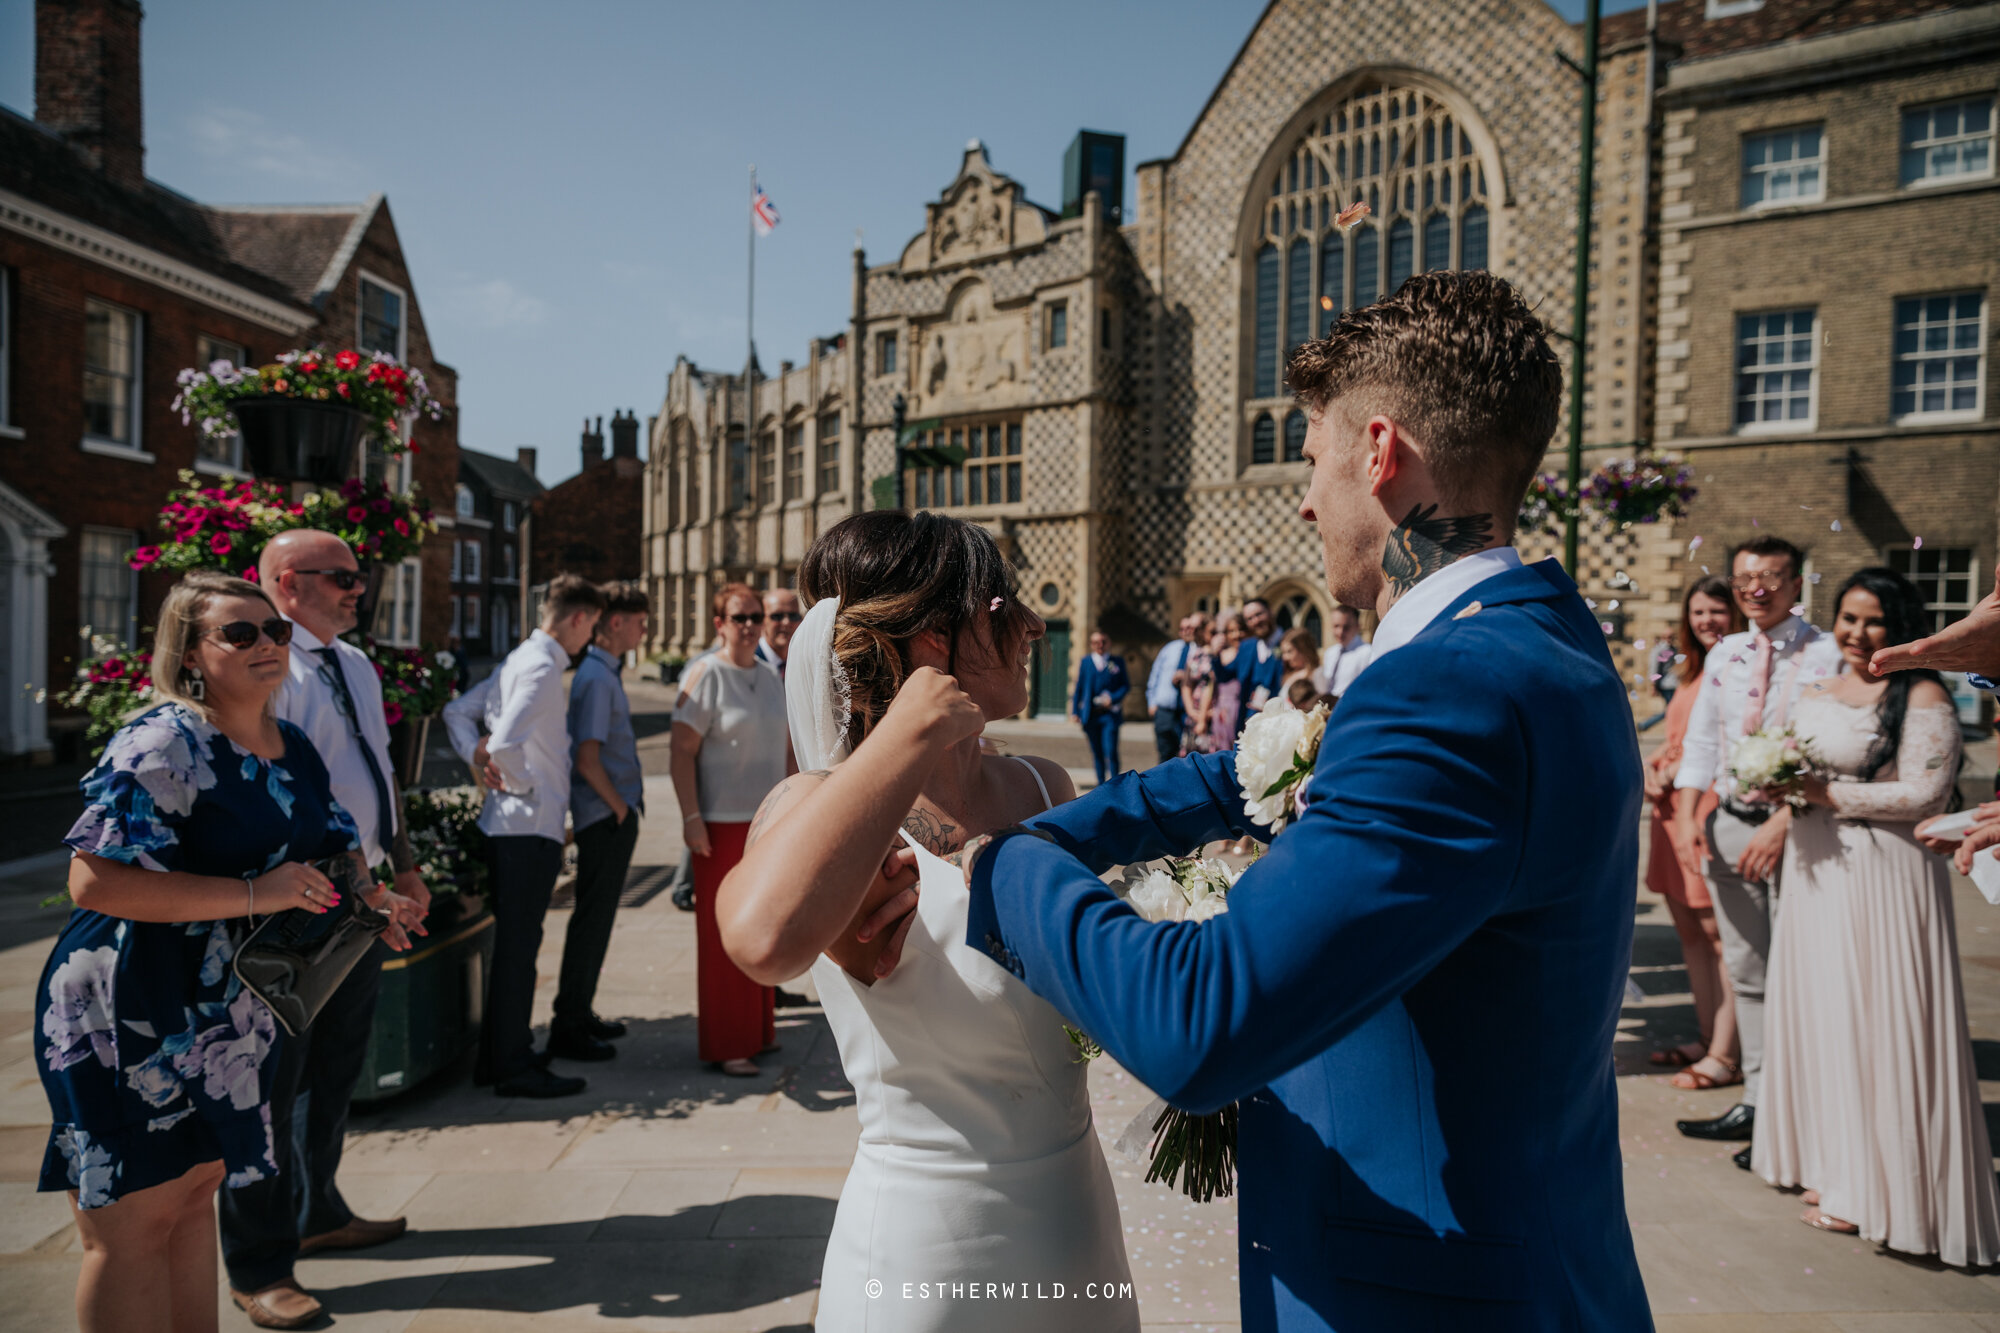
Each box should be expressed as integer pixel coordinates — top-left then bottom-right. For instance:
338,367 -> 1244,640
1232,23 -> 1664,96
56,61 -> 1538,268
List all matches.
1286,270 -> 1562,514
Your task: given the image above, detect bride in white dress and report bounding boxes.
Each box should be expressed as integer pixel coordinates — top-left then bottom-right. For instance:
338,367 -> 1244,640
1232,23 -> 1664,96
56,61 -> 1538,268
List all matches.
716,512 -> 1138,1333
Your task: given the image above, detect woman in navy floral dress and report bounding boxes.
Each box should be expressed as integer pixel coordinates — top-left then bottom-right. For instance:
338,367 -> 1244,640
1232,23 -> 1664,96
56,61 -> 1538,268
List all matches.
39,573 -> 360,1333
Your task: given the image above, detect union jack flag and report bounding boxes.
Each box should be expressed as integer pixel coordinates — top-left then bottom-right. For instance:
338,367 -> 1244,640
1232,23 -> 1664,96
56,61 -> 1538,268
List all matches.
751,186 -> 780,236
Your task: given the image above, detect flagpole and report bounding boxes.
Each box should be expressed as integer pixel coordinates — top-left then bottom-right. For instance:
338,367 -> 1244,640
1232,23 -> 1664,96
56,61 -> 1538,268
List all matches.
746,164 -> 756,514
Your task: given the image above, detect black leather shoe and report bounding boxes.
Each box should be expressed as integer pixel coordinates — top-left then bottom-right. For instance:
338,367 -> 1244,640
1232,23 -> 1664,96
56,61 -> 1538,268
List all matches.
1733,1146 -> 1753,1171
586,1013 -> 627,1040
672,884 -> 695,912
495,1066 -> 587,1098
1677,1103 -> 1755,1141
544,1029 -> 616,1063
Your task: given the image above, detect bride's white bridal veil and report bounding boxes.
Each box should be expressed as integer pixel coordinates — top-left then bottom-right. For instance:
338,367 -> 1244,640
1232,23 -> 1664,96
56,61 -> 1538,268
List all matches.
786,595 -> 851,772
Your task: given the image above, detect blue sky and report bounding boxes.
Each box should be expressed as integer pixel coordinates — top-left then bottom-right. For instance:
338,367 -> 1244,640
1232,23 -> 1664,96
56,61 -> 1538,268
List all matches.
0,0 -> 1642,483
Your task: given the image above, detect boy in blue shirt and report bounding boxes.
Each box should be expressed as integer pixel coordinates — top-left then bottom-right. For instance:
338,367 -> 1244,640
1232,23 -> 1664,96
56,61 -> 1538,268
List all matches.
548,581 -> 651,1063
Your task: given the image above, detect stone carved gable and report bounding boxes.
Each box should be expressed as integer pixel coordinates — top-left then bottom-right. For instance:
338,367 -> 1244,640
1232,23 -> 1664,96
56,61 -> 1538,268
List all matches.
900,140 -> 1051,276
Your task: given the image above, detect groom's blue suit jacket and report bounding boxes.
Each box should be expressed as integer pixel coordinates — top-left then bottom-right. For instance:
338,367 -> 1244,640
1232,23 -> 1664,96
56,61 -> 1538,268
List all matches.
967,559 -> 1653,1332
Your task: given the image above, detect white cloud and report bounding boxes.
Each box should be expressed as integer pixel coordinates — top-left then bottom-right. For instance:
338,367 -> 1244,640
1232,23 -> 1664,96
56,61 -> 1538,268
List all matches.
445,277 -> 549,332
186,105 -> 357,184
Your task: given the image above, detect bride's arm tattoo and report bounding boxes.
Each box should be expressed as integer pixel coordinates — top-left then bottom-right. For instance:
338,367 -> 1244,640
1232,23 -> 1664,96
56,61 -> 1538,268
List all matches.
901,808 -> 960,857
744,770 -> 830,849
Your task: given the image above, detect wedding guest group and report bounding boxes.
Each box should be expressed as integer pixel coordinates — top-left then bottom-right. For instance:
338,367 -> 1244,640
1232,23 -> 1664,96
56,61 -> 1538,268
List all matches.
36,573 -> 408,1333
218,533 -> 432,1329
1749,567 -> 1997,1261
670,583 -> 793,1076
1644,574 -> 1743,1094
444,574 -> 607,1098
1072,629 -> 1130,784
1672,536 -> 1840,1147
548,581 -> 652,1064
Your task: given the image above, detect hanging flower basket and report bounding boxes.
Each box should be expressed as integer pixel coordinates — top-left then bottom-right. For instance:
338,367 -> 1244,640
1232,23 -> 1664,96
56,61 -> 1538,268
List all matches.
1583,457 -> 1698,529
1516,472 -> 1575,537
173,347 -> 446,475
233,396 -> 368,485
127,474 -> 437,582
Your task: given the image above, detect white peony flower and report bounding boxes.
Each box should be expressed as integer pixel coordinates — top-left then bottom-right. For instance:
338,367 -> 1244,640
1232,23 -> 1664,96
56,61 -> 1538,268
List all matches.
1729,733 -> 1786,790
1121,866 -> 1185,923
1183,894 -> 1228,923
1236,698 -> 1308,829
436,651 -> 457,670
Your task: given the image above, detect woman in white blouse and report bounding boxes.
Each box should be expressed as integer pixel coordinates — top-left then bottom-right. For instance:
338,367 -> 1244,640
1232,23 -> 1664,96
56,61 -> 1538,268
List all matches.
672,583 -> 794,1076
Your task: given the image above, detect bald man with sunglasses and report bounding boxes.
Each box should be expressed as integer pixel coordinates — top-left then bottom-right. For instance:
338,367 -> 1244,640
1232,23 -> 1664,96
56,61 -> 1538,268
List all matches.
219,529 -> 428,1329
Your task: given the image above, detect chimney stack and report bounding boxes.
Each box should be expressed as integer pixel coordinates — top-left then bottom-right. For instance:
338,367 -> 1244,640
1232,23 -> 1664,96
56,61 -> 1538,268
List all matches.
36,0 -> 146,193
609,409 -> 639,460
516,446 -> 537,478
580,416 -> 605,469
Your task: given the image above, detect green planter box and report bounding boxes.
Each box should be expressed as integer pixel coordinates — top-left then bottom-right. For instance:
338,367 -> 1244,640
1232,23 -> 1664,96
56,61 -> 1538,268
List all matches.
355,895 -> 495,1102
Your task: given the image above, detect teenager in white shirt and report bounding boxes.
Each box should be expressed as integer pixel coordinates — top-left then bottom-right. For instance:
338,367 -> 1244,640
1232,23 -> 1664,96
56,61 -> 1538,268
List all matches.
219,530 -> 429,1328
1672,536 -> 1840,1150
446,574 -> 605,1098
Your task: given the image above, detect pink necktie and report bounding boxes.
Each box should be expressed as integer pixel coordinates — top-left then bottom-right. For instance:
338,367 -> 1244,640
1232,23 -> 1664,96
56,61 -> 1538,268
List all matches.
1742,630 -> 1774,735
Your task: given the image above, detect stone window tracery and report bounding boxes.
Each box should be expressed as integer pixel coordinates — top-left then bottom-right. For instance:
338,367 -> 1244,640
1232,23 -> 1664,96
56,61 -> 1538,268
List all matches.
1246,79 -> 1496,421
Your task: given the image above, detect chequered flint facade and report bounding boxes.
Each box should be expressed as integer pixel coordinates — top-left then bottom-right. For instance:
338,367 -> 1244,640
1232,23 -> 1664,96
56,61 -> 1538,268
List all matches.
644,0 -> 2000,716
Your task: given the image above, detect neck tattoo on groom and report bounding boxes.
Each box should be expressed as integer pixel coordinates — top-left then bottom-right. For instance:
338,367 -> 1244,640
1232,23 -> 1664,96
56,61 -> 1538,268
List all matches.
1381,503 -> 1495,599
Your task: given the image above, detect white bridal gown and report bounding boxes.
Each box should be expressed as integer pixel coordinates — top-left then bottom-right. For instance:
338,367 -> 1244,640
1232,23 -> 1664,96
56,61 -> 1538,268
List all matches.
810,763 -> 1138,1332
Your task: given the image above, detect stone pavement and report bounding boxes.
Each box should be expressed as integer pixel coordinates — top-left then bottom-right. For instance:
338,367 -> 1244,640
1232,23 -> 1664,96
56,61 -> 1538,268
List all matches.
1,729 -> 1998,1329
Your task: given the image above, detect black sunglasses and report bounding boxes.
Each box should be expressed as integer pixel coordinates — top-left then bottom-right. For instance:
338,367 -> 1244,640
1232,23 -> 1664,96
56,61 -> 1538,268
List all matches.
767,611 -> 803,624
298,568 -> 365,591
206,617 -> 293,649
726,611 -> 766,626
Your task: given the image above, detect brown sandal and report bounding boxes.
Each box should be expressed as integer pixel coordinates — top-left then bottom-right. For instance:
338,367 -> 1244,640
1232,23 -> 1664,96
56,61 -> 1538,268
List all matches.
1671,1055 -> 1742,1091
1802,1207 -> 1857,1234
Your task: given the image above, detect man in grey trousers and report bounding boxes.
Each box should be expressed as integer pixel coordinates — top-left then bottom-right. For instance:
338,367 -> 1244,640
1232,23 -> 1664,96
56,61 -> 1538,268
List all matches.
1671,536 -> 1839,1156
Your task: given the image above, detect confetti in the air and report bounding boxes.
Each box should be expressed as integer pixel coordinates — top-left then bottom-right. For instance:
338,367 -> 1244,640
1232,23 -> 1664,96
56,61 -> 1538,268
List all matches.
1601,622 -> 1615,635
1751,517 -> 1760,528
1687,535 -> 1704,558
1701,565 -> 1711,575
1791,603 -> 1807,617
1585,598 -> 1598,609
1830,519 -> 1841,532
1320,295 -> 1334,310
1809,572 -> 1822,584
1913,535 -> 1924,549
1608,599 -> 1621,611
1334,200 -> 1372,230
1799,504 -> 1813,510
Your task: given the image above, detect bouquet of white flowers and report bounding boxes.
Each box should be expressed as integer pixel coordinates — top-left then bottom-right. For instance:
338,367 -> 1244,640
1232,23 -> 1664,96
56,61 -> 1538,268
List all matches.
1067,855 -> 1244,1202
1234,698 -> 1331,832
1728,725 -> 1822,812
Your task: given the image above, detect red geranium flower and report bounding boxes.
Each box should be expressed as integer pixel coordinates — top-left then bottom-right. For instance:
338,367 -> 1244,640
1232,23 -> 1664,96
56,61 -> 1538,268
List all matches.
392,518 -> 410,536
334,350 -> 362,371
103,658 -> 125,678
336,382 -> 351,398
243,566 -> 259,583
348,506 -> 368,523
382,700 -> 404,726
128,545 -> 160,570
372,498 -> 391,514
210,534 -> 233,555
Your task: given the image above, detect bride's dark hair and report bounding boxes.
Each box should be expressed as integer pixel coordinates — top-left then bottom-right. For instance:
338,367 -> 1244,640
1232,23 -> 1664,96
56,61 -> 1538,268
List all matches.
1833,566 -> 1947,784
799,510 -> 1034,751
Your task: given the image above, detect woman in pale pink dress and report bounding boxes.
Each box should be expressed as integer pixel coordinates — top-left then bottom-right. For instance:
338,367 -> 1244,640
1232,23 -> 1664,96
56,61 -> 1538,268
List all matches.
1753,568 -> 1998,1264
1644,575 -> 1743,1089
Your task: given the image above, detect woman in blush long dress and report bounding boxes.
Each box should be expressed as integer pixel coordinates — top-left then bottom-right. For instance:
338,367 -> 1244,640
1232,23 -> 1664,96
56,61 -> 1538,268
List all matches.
1645,574 -> 1744,1089
715,511 -> 1137,1333
1753,568 -> 2000,1263
1209,611 -> 1247,752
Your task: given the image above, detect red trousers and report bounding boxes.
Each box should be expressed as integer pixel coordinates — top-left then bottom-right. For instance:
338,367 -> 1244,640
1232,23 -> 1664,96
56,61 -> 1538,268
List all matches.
692,821 -> 775,1063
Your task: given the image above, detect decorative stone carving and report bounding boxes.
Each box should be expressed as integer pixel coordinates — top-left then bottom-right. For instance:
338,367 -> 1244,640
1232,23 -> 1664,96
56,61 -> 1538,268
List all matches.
900,140 -> 1050,276
912,281 -> 1028,415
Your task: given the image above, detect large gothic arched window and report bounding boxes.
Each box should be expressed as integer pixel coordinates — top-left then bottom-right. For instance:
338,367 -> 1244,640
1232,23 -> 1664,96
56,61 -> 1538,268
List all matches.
1246,78 -> 1496,413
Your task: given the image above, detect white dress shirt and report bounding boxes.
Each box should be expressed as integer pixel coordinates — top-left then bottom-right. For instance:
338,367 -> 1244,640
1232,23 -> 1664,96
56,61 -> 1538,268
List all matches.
274,619 -> 398,866
1369,547 -> 1524,659
1674,615 -> 1841,800
1318,635 -> 1375,696
442,629 -> 572,842
1147,638 -> 1191,710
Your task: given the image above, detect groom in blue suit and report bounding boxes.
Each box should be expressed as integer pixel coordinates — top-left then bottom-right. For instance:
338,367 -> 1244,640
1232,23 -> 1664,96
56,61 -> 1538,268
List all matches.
963,272 -> 1652,1331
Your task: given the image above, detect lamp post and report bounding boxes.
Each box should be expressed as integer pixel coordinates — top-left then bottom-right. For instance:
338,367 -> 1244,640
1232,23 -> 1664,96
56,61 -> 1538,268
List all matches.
1562,0 -> 1602,575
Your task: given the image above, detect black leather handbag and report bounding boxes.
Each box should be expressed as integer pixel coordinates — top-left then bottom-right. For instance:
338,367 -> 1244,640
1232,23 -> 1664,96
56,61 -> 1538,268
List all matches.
232,855 -> 391,1036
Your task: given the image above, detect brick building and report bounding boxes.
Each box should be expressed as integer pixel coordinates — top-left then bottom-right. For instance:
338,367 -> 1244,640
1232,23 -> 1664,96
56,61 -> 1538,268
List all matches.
530,414 -> 644,609
453,446 -> 542,660
0,0 -> 463,757
642,0 -> 1999,714
1630,0 -> 1998,678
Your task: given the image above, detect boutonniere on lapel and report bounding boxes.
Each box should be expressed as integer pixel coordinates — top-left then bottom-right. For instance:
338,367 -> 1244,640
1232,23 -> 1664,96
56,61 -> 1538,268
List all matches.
1234,698 -> 1332,833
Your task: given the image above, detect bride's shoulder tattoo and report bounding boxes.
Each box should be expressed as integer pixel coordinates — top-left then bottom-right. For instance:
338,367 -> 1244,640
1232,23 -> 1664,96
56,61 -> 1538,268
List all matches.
902,808 -> 960,857
745,770 -> 830,847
